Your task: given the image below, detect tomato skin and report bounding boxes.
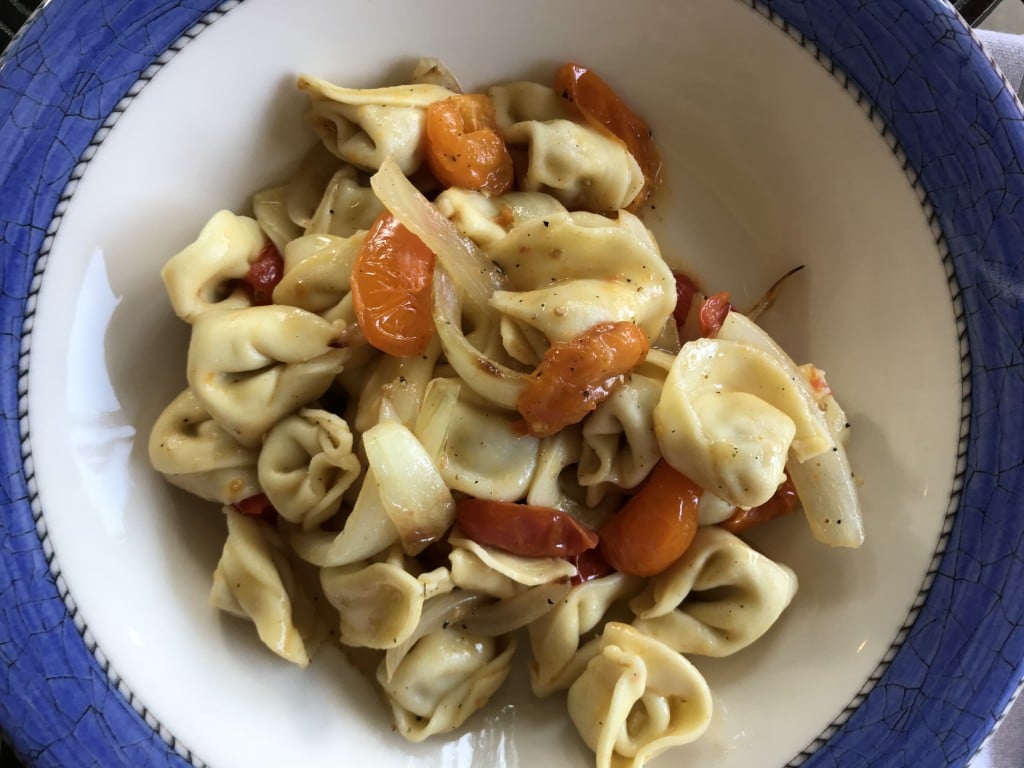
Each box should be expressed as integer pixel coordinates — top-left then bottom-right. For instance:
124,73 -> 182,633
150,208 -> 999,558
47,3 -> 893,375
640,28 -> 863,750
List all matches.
672,271 -> 699,331
425,94 -> 514,196
455,498 -> 598,558
567,547 -> 616,585
243,243 -> 284,305
720,478 -> 799,534
234,493 -> 277,521
554,62 -> 661,211
598,461 -> 701,577
516,321 -> 650,438
699,291 -> 733,338
350,211 -> 436,357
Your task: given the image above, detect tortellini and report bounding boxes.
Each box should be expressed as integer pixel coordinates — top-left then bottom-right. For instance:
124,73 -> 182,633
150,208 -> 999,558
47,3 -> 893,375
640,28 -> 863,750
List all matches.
377,629 -> 516,742
488,80 -> 578,129
435,188 -> 568,248
631,527 -> 798,657
528,573 -> 643,697
257,408 -> 361,529
653,335 -> 832,508
320,546 -> 454,649
578,373 -> 664,505
567,623 -> 713,768
186,305 -> 350,446
485,209 -> 675,344
298,74 -> 455,174
438,389 -> 541,501
160,210 -> 267,322
271,232 -> 363,323
304,165 -> 383,237
503,119 -> 645,213
148,387 -> 260,504
210,508 -> 323,667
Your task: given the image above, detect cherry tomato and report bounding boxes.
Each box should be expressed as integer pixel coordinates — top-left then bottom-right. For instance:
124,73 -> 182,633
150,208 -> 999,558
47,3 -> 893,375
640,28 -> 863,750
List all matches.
699,291 -> 733,338
567,547 -> 616,585
720,478 -> 799,534
350,211 -> 436,357
242,242 -> 284,305
455,498 -> 598,558
425,94 -> 514,196
672,270 -> 699,332
516,321 -> 650,438
598,461 -> 701,577
554,62 -> 661,211
234,493 -> 277,521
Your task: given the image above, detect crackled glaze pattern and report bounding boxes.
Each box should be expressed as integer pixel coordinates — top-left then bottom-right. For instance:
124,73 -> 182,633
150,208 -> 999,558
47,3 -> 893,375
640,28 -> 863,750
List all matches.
0,3 -> 238,765
0,1 -> 1023,767
752,3 -> 1024,767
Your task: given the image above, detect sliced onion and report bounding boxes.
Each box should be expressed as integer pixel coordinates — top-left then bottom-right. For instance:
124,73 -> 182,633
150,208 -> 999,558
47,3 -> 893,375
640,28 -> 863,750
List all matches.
414,377 -> 462,460
718,312 -> 864,547
461,579 -> 571,638
433,267 -> 529,409
362,421 -> 455,555
370,157 -> 506,308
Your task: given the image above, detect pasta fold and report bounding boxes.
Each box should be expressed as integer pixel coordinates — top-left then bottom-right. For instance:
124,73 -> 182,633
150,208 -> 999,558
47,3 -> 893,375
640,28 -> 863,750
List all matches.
631,527 -> 798,657
297,74 -> 455,174
567,622 -> 713,768
186,305 -> 350,446
320,552 -> 454,649
210,508 -> 322,667
528,573 -> 643,697
503,119 -> 644,213
148,387 -> 260,504
653,334 -> 832,508
160,210 -> 266,322
377,630 -> 516,742
257,408 -> 361,530
485,210 -> 675,344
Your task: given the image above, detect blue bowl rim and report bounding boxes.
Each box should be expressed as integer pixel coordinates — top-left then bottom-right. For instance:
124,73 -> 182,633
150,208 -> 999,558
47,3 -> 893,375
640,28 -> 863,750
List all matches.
1,0 -> 1023,766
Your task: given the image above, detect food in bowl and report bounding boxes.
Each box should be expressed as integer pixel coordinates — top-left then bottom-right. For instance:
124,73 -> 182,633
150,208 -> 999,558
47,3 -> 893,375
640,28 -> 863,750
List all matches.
147,59 -> 863,768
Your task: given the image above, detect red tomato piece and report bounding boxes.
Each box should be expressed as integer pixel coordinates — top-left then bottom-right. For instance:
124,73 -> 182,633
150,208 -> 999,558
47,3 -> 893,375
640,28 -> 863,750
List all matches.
350,211 -> 436,357
516,321 -> 650,438
699,291 -> 733,338
234,493 -> 277,521
672,270 -> 699,331
242,242 -> 284,305
598,461 -> 701,577
554,62 -> 662,211
567,547 -> 616,585
455,498 -> 598,558
425,94 -> 514,196
720,478 -> 800,534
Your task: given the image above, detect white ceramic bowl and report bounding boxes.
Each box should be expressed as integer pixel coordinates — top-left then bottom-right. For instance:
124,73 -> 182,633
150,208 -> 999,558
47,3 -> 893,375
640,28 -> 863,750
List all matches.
1,1 -> 1022,766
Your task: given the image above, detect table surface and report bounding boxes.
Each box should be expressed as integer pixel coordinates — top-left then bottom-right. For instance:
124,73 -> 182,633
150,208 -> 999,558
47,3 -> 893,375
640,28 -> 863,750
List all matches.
0,1 -> 1022,767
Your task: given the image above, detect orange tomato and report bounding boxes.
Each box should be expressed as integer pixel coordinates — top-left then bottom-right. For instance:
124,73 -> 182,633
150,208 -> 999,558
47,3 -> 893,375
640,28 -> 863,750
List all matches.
455,498 -> 598,558
554,62 -> 662,211
425,94 -> 514,196
350,211 -> 435,357
598,461 -> 701,577
720,478 -> 800,534
516,321 -> 650,438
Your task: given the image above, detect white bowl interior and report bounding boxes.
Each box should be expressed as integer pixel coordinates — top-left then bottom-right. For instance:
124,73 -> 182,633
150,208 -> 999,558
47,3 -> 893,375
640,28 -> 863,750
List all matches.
26,0 -> 963,766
